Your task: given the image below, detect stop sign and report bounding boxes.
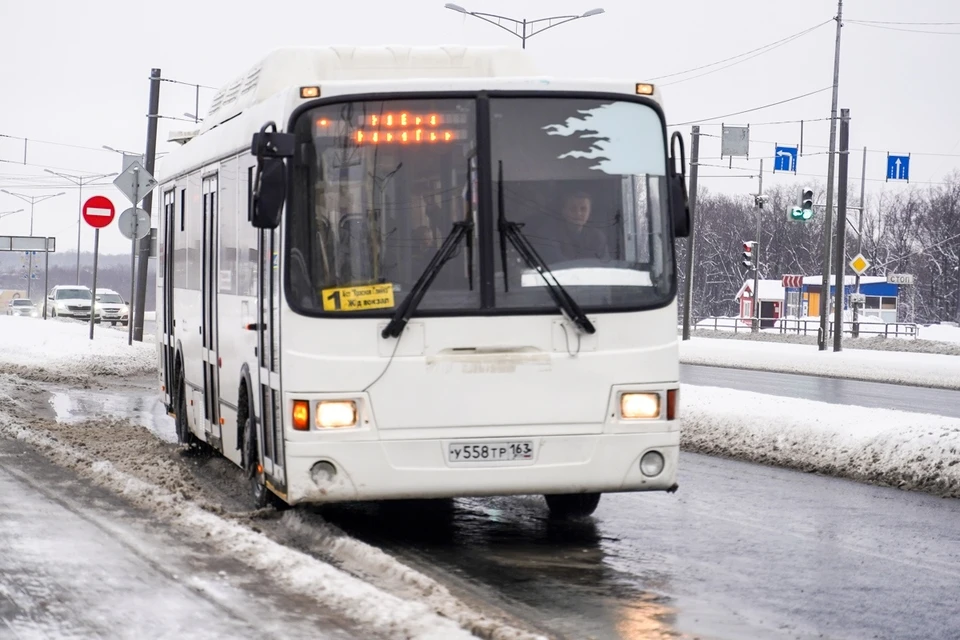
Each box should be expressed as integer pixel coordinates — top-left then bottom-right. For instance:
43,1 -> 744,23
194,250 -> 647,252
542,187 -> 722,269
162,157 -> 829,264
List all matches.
82,195 -> 115,229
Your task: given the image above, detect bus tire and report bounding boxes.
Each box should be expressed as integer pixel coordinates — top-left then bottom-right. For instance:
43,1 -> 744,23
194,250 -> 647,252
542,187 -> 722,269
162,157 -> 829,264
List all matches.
175,365 -> 200,451
544,492 -> 601,519
238,385 -> 275,509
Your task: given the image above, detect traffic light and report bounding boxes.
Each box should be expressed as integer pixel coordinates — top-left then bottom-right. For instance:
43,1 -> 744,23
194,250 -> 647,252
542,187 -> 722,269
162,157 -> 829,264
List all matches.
741,241 -> 756,270
789,188 -> 815,221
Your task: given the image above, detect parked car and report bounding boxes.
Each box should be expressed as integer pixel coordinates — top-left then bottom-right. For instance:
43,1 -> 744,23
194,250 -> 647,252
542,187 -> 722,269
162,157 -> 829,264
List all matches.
46,285 -> 99,321
95,288 -> 129,326
6,298 -> 38,317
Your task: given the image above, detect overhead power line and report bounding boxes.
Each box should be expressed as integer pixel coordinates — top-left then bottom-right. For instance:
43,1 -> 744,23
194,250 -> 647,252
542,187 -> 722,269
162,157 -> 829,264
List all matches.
848,19 -> 960,26
847,21 -> 960,35
659,20 -> 834,87
694,162 -> 956,186
649,19 -> 832,82
668,86 -> 832,127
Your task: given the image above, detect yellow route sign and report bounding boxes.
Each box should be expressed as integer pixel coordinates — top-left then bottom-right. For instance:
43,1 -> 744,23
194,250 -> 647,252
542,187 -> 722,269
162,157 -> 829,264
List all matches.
322,283 -> 395,312
849,253 -> 870,276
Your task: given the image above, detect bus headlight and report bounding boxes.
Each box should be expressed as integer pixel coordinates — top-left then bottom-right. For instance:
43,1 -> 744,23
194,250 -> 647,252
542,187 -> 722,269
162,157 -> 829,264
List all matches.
620,393 -> 660,419
317,401 -> 357,428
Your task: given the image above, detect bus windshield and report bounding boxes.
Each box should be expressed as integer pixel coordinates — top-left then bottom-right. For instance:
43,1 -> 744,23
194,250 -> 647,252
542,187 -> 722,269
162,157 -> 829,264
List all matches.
287,95 -> 674,316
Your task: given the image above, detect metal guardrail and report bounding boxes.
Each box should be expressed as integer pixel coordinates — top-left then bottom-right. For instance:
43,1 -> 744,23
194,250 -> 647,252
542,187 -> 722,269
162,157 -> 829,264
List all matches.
688,316 -> 919,339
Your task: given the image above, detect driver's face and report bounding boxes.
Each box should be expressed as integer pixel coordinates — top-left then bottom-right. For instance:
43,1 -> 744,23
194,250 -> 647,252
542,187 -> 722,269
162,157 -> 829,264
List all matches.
562,196 -> 591,226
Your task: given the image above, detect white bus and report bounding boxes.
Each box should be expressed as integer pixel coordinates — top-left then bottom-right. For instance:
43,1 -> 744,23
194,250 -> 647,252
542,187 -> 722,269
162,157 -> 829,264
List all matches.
156,46 -> 691,518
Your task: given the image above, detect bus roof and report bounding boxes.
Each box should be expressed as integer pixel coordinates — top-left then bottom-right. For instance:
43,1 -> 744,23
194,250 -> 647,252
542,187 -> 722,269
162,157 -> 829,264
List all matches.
202,46 -> 540,133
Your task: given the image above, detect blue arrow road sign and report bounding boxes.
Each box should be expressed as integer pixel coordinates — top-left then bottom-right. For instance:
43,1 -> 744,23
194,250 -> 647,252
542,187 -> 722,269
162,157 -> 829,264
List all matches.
887,154 -> 910,181
774,145 -> 798,173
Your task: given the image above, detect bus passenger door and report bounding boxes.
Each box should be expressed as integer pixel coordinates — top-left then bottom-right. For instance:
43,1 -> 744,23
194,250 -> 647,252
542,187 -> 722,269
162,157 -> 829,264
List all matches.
160,189 -> 176,409
201,174 -> 223,447
255,228 -> 285,491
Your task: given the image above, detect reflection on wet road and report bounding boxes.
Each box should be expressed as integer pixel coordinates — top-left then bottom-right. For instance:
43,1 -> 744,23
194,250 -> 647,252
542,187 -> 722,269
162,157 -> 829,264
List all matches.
317,453 -> 960,640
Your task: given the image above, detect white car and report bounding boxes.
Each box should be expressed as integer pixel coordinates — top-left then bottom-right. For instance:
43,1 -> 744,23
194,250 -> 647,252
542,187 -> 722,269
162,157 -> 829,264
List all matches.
6,299 -> 39,317
95,288 -> 129,326
46,285 -> 99,321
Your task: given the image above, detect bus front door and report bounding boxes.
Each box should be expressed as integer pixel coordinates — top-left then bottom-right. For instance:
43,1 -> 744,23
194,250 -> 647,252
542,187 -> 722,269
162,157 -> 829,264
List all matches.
256,228 -> 286,492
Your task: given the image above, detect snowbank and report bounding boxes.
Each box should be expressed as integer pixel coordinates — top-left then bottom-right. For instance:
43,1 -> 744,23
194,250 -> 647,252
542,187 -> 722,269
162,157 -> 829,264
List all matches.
921,323 -> 960,344
680,337 -> 960,389
682,385 -> 960,498
0,316 -> 154,384
0,391 -> 540,640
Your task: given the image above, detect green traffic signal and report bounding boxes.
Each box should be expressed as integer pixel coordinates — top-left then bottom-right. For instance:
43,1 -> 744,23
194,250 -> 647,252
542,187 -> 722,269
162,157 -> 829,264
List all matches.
788,189 -> 815,221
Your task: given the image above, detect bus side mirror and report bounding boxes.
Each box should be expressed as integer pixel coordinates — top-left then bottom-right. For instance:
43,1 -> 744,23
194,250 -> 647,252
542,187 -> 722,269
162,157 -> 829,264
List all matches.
668,131 -> 691,238
250,122 -> 295,230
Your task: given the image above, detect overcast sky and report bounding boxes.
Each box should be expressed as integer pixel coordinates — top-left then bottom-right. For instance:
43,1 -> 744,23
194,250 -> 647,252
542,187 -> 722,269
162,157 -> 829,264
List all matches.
1,0 -> 957,255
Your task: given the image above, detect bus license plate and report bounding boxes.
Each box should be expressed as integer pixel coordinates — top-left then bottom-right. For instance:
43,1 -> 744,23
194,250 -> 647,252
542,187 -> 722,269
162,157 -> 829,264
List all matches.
448,441 -> 534,463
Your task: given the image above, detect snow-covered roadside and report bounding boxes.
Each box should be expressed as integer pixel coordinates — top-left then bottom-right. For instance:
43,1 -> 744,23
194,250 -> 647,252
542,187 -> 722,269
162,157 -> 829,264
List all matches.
0,379 -> 542,640
682,385 -> 960,498
680,337 -> 960,389
0,316 -> 155,384
0,313 -> 545,640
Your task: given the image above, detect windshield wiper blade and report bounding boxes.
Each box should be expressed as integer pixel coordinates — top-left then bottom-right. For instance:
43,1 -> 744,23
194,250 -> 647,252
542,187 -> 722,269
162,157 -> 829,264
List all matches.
381,220 -> 474,339
496,161 -> 596,335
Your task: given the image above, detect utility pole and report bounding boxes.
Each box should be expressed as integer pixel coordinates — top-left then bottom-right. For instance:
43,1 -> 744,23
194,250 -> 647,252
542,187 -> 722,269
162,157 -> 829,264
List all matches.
134,68 -> 162,342
752,159 -> 764,333
818,0 -> 844,351
0,191 -> 65,300
832,109 -> 850,352
42,171 -> 115,285
852,146 -> 866,337
681,125 -> 701,340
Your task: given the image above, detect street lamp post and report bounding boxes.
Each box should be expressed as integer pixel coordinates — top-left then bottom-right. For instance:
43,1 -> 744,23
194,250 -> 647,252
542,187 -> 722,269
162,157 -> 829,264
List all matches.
1,191 -> 65,299
0,208 -> 25,221
444,3 -> 604,48
43,170 -> 117,285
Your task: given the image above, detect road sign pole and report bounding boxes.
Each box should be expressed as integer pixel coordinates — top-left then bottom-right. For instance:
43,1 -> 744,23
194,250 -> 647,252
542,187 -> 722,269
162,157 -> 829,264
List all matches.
89,229 -> 100,340
833,109 -> 851,352
128,170 -> 140,346
681,125 -> 700,341
819,0 -> 844,351
752,159 -> 763,334
75,180 -> 83,285
43,241 -> 49,320
853,146 -> 867,337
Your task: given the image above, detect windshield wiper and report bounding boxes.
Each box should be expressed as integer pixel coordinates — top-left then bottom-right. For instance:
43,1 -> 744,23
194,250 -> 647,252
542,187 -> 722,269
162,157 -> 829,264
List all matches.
381,219 -> 474,339
496,160 -> 595,335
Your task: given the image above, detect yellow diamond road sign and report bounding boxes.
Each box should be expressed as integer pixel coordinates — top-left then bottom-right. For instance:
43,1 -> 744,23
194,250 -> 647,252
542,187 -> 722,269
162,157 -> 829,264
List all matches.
850,253 -> 870,275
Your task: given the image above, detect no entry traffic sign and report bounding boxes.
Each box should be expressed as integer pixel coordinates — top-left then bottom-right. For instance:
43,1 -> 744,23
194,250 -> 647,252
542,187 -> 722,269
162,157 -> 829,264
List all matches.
82,195 -> 115,229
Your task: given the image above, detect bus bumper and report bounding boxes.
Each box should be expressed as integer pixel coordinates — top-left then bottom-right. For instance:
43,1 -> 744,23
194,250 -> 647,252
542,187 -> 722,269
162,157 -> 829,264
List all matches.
282,431 -> 679,505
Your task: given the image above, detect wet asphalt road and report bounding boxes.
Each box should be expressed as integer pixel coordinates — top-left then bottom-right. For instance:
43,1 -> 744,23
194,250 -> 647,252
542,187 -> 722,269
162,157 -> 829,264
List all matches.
0,438 -> 360,640
30,357 -> 960,639
681,363 -> 960,418
317,453 -> 960,640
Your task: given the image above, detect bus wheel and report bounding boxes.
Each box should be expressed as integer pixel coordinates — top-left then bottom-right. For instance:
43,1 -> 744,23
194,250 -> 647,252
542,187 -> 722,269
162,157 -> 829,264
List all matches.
241,415 -> 271,509
175,374 -> 201,452
544,493 -> 601,519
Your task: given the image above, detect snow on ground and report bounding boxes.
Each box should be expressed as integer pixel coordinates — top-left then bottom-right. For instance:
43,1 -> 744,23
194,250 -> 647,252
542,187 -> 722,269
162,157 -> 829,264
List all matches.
683,385 -> 960,498
921,323 -> 960,344
0,394 -> 510,640
680,337 -> 960,389
0,318 -> 544,640
0,316 -> 155,384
